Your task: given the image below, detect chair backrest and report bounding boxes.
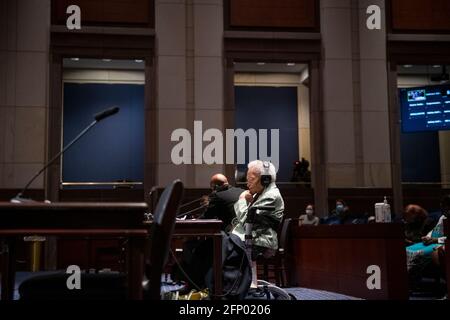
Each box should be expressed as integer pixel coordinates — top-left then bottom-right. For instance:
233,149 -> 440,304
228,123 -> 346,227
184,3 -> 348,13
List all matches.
145,179 -> 184,300
278,218 -> 292,250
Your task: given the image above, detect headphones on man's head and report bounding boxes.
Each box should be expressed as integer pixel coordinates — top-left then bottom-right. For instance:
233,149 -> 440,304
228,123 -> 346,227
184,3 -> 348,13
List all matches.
260,161 -> 272,187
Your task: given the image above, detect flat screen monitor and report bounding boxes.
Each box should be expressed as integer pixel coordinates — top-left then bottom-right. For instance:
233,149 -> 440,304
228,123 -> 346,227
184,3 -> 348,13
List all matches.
399,84 -> 450,132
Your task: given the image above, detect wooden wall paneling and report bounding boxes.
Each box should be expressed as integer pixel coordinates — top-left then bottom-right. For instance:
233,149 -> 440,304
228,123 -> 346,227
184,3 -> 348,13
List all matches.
390,0 -> 450,33
52,0 -> 154,28
290,224 -> 408,299
227,0 -> 319,31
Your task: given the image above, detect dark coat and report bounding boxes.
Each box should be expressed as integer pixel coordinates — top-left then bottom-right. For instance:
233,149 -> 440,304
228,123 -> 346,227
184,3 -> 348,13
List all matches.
202,186 -> 244,231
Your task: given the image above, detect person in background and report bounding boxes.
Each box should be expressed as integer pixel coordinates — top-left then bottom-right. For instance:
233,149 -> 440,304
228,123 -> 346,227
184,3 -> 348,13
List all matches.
406,195 -> 449,288
403,204 -> 429,246
430,195 -> 449,292
333,199 -> 349,218
200,173 -> 244,232
367,213 -> 376,223
290,158 -> 311,185
298,204 -> 319,226
323,199 -> 350,224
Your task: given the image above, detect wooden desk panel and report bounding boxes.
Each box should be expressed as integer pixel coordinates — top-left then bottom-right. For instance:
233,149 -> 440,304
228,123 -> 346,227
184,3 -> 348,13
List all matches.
0,202 -> 148,229
290,224 -> 408,300
0,202 -> 148,300
0,201 -> 222,301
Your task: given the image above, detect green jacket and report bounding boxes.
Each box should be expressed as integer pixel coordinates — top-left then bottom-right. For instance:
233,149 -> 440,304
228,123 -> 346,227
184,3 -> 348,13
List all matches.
231,182 -> 284,250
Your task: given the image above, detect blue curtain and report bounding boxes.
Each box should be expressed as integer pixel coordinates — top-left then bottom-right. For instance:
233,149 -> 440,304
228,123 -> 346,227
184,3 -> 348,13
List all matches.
234,86 -> 299,182
62,83 -> 145,187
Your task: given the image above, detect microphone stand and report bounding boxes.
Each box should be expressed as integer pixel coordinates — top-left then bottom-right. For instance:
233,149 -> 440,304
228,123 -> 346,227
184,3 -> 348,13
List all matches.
11,120 -> 99,203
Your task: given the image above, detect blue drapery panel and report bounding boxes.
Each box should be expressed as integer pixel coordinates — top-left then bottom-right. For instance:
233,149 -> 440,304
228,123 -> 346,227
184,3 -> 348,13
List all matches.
234,86 -> 299,182
62,83 -> 145,187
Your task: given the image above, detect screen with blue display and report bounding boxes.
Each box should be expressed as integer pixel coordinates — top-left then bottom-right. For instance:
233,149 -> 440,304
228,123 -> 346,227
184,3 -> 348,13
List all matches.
400,84 -> 450,132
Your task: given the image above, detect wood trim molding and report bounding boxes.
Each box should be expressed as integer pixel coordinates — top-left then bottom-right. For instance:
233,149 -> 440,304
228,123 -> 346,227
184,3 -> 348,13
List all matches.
224,31 -> 321,40
224,0 -> 320,33
46,31 -> 156,202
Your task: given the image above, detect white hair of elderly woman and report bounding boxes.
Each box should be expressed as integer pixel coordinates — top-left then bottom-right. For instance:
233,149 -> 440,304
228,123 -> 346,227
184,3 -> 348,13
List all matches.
247,160 -> 277,182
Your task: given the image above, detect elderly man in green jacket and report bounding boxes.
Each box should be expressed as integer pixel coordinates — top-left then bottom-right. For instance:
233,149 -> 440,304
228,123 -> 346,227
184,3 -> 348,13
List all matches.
231,160 -> 284,287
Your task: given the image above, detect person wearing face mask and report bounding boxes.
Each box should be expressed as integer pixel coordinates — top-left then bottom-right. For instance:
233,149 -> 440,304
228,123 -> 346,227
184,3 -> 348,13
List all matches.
334,200 -> 347,217
323,199 -> 350,224
298,204 -> 319,226
406,195 -> 449,289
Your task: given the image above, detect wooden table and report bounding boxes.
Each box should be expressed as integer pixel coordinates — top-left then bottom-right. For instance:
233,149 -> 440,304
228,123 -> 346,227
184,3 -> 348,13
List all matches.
0,202 -> 223,300
0,202 -> 148,301
290,223 -> 409,300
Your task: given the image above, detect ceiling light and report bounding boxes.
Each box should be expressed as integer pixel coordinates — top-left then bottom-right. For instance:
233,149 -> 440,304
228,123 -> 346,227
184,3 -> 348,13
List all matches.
102,59 -> 112,62
135,59 -> 144,63
70,58 -> 79,61
287,63 -> 296,66
256,62 -> 265,66
403,64 -> 413,68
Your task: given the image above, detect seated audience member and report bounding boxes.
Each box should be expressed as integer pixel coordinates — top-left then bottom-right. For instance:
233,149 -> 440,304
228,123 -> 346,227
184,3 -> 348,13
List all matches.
367,212 -> 376,223
403,204 -> 429,246
200,173 -> 244,232
406,195 -> 449,286
298,204 -> 319,226
323,199 -> 350,224
432,197 -> 449,289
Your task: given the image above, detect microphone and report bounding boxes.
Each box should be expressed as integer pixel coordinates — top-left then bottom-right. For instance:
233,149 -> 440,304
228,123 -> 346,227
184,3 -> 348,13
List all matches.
11,106 -> 120,203
94,106 -> 119,122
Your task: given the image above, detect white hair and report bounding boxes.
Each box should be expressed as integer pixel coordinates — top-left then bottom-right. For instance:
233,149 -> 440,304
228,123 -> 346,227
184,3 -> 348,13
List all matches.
247,160 -> 277,182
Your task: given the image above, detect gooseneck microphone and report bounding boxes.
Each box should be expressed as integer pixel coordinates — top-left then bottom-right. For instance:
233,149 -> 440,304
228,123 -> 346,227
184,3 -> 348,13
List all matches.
94,106 -> 119,122
11,106 -> 120,203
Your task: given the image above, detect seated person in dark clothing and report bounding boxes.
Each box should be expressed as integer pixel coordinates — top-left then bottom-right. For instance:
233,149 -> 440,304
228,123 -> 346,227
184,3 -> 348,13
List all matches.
322,199 -> 366,225
199,173 -> 244,232
323,199 -> 350,224
290,158 -> 311,185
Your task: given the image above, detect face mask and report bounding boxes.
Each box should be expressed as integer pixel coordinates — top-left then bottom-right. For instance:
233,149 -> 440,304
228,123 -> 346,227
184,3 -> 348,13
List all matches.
306,209 -> 313,216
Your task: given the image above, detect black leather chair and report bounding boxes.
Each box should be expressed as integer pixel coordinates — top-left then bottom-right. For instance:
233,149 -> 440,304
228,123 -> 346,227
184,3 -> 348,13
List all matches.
144,179 -> 184,299
257,218 -> 291,287
19,179 -> 184,300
